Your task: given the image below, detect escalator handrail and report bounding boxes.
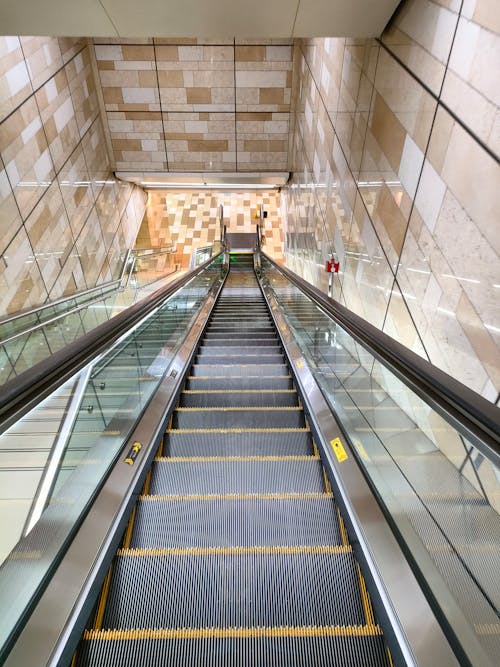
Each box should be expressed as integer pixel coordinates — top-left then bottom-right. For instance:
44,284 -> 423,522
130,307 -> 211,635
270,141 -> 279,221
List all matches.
0,252 -> 225,435
260,251 -> 500,465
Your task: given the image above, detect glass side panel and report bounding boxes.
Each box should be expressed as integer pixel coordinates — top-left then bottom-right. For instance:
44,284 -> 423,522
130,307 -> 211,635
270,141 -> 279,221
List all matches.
261,255 -> 500,666
0,255 -> 223,656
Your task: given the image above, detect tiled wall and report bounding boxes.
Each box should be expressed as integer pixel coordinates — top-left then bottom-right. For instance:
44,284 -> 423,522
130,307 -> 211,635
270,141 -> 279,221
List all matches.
0,37 -> 147,319
92,38 -> 293,172
145,190 -> 284,268
283,0 -> 500,406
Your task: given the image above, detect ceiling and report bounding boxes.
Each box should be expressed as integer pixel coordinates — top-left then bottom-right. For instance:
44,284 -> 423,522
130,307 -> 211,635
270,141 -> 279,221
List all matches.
0,0 -> 400,38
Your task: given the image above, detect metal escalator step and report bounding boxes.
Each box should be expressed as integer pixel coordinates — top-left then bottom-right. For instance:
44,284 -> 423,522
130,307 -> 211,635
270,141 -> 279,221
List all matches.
149,459 -> 323,495
201,338 -> 278,347
173,407 -> 305,429
131,495 -> 341,547
78,632 -> 389,667
203,331 -> 277,340
197,345 -> 281,355
195,353 -> 284,365
164,429 -> 312,456
191,364 -> 289,377
100,550 -> 366,629
185,376 -> 293,390
179,390 -> 298,408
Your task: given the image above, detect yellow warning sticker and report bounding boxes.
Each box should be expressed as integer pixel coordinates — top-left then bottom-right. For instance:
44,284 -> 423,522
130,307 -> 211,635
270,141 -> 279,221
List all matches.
296,359 -> 304,369
331,437 -> 348,463
281,325 -> 287,332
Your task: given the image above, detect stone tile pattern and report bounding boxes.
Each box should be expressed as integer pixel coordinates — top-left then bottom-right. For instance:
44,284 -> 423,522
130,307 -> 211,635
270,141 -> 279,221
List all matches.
145,190 -> 283,268
93,39 -> 293,172
0,37 -> 147,322
284,0 -> 500,408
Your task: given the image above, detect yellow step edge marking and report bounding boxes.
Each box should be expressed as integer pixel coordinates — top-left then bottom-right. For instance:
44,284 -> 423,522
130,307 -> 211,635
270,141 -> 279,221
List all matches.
337,508 -> 349,547
83,624 -> 382,641
312,440 -> 319,457
182,389 -> 297,394
331,437 -> 348,463
93,565 -> 113,630
357,564 -> 376,627
387,647 -> 394,667
122,505 -> 136,550
175,407 -> 302,412
168,428 -> 310,434
117,545 -> 353,557
142,469 -> 152,496
155,455 -> 319,462
475,623 -> 500,635
322,467 -> 332,494
140,492 -> 334,502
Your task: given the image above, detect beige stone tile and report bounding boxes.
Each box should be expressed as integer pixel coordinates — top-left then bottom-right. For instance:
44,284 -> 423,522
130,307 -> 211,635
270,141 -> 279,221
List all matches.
58,37 -> 86,64
24,181 -> 74,293
65,46 -> 99,138
81,119 -> 111,199
381,0 -> 459,95
0,226 -> 48,317
441,120 -> 500,255
95,181 -> 120,249
0,160 -> 22,255
57,144 -> 95,240
0,96 -> 55,221
20,37 -> 63,91
74,208 -> 107,288
35,68 -> 80,172
0,37 -> 33,122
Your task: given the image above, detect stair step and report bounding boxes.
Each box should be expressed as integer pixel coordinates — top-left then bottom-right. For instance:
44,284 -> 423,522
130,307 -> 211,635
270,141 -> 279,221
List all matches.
195,353 -> 284,365
190,364 -> 289,377
150,458 -> 323,495
131,495 -> 342,548
164,429 -> 312,456
179,390 -> 298,408
185,376 -> 293,390
173,407 -> 305,429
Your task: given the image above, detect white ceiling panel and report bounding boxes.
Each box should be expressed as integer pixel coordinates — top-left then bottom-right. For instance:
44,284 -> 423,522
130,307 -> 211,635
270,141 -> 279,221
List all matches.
0,0 -> 399,38
0,0 -> 118,36
293,0 -> 400,37
101,0 -> 298,38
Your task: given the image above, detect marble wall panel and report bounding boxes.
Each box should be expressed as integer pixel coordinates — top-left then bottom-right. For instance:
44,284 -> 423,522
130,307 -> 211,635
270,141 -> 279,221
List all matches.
19,37 -> 63,91
157,45 -> 235,112
236,112 -> 289,170
108,111 -> 166,170
381,0 -> 460,95
0,37 -> 33,122
0,41 -> 147,319
0,227 -> 48,315
442,6 -> 500,157
163,112 -> 236,171
24,181 -> 75,295
57,144 -> 95,239
0,158 -> 22,256
95,44 -> 160,112
284,0 -> 499,406
92,39 -> 294,172
65,47 -> 99,138
35,68 -> 80,172
0,96 -> 55,220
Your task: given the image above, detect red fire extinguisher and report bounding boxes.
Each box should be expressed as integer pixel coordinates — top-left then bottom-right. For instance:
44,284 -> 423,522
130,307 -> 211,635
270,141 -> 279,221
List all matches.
325,256 -> 340,273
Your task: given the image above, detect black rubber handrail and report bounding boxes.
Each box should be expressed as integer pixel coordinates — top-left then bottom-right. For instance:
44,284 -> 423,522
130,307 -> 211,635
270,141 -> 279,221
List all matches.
0,252 -> 224,435
260,251 -> 500,467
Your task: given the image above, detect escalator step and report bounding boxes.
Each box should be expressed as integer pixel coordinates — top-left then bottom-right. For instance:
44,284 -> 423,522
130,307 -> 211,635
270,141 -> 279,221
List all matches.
190,364 -> 289,377
131,496 -> 342,547
101,550 -> 366,629
195,353 -> 284,365
78,633 -> 390,667
201,338 -> 278,347
172,407 -> 305,429
197,346 -> 281,356
164,429 -> 312,456
203,332 -> 277,340
179,390 -> 298,408
149,458 -> 324,495
185,376 -> 293,390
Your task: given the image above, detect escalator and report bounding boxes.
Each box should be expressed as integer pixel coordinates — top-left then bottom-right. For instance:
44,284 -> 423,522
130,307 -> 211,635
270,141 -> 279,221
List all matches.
1,248 -> 498,667
75,254 -> 392,666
